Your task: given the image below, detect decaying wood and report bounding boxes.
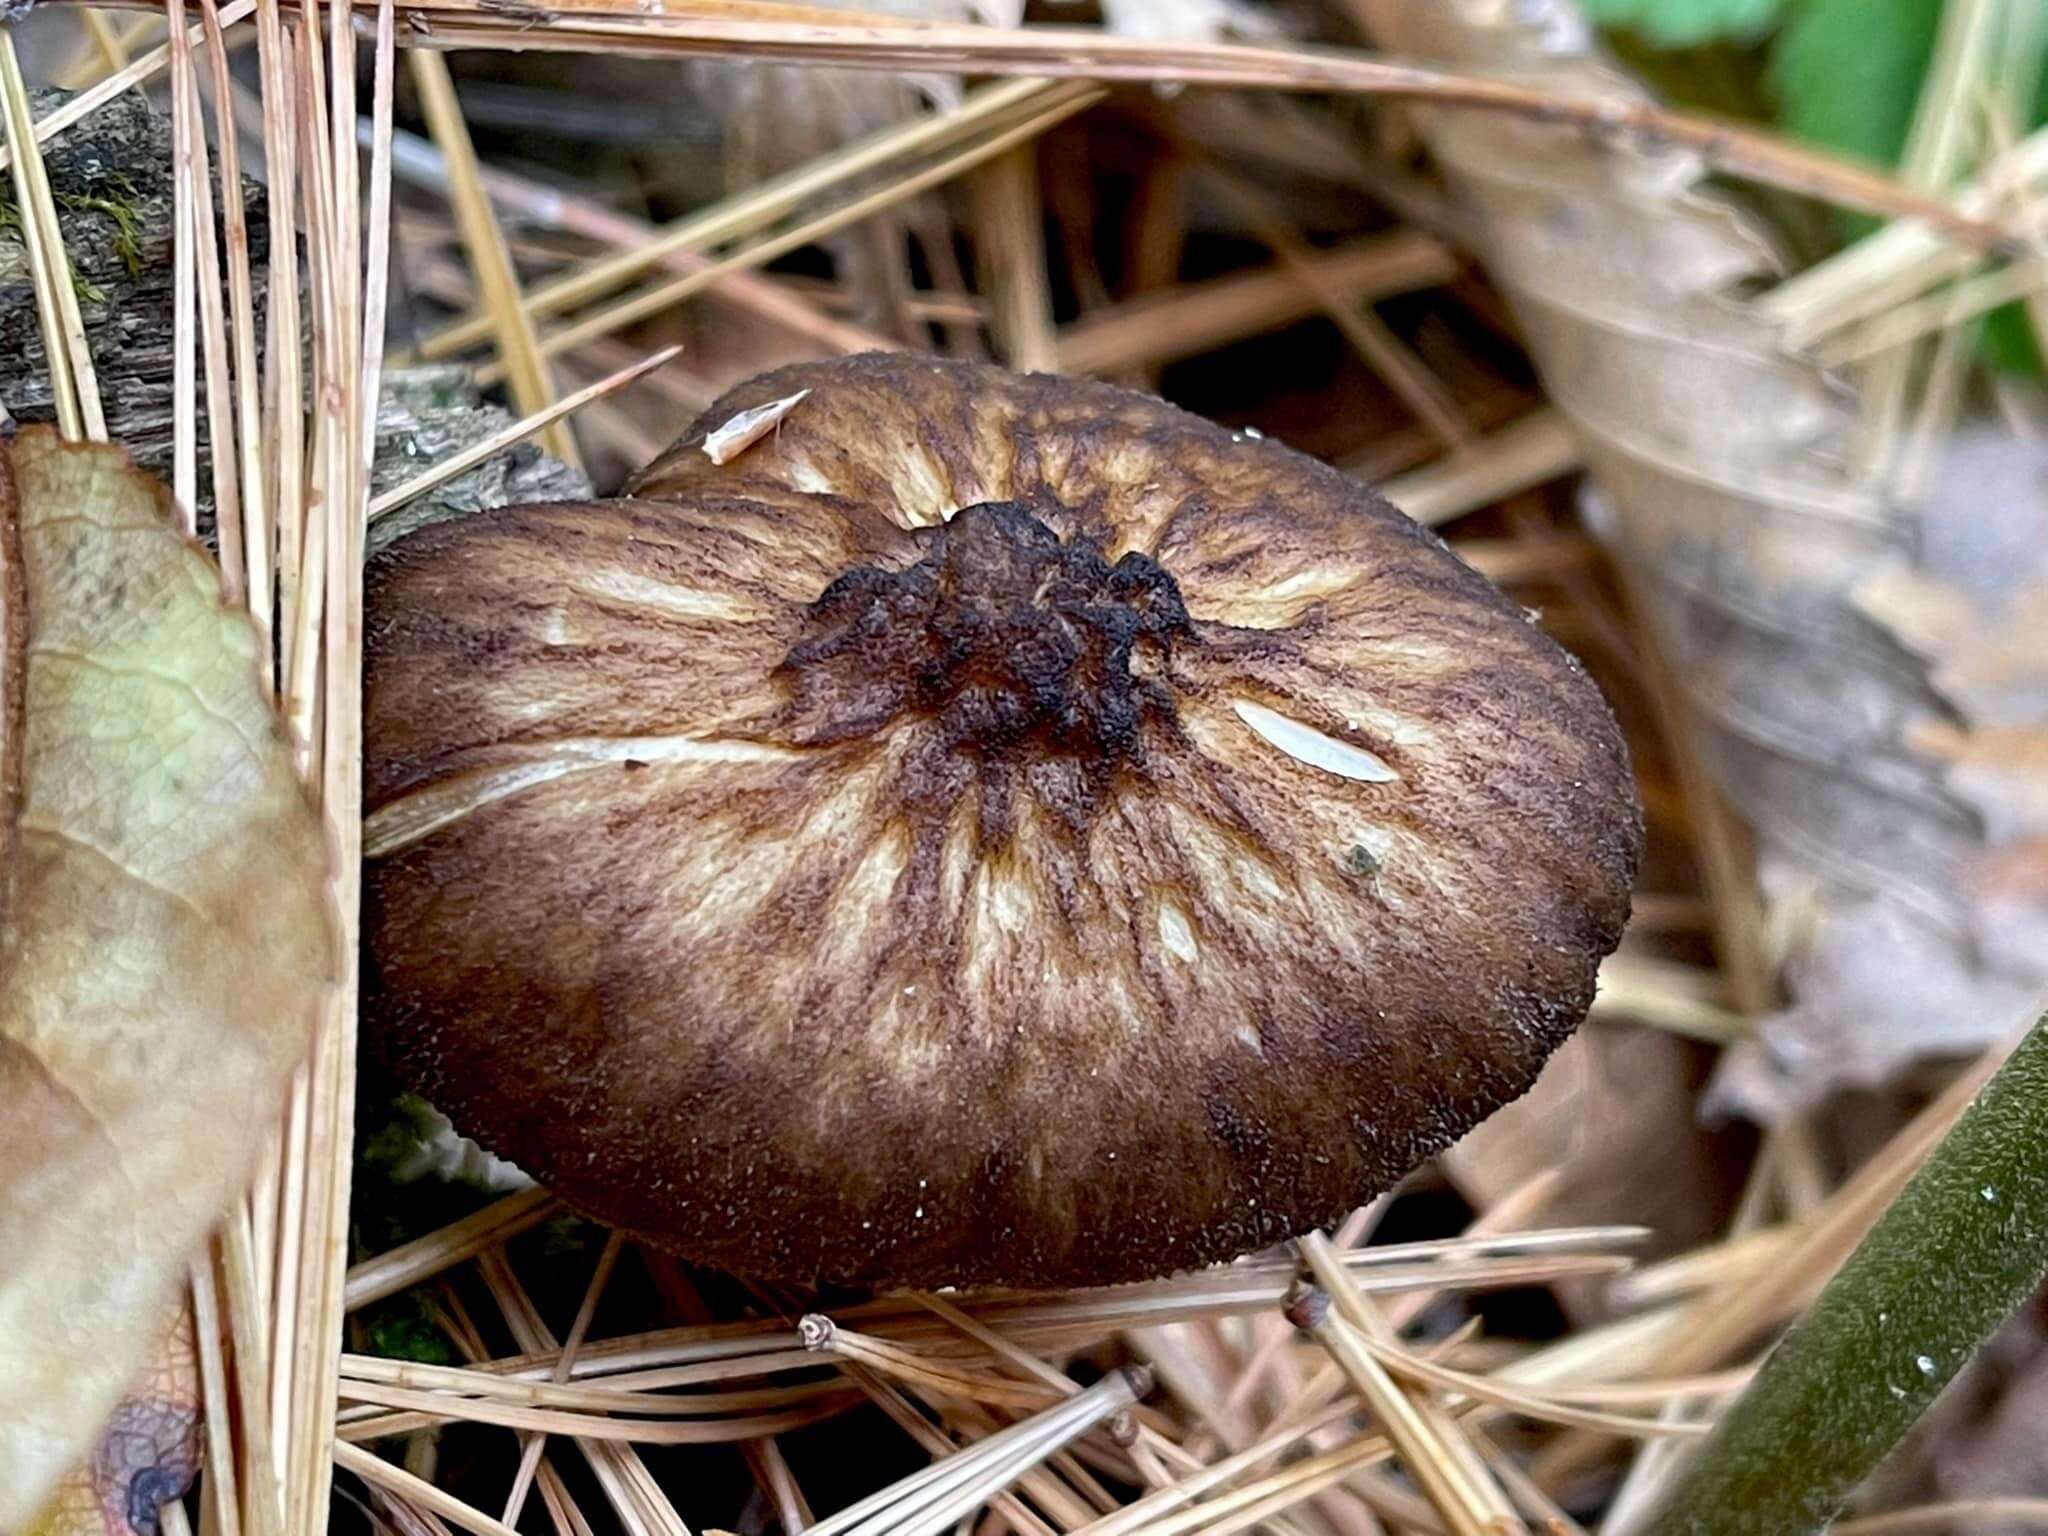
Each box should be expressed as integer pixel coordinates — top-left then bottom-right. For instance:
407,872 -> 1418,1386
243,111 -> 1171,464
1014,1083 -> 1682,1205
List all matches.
0,87 -> 268,483
0,89 -> 587,541
368,368 -> 591,555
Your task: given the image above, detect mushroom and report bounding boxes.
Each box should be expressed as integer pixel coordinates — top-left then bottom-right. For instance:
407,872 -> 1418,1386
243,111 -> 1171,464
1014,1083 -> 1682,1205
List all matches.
362,354 -> 1641,1290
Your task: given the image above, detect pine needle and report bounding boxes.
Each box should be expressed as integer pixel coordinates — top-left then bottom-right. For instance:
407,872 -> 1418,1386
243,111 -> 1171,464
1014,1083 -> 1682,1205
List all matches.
0,35 -> 106,441
408,51 -> 578,467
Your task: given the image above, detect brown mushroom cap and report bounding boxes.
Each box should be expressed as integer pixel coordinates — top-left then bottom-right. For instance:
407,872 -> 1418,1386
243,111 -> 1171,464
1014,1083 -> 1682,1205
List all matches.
363,354 -> 1641,1289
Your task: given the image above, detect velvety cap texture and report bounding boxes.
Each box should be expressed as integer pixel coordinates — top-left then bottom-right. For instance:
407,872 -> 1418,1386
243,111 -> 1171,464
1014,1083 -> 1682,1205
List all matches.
362,354 -> 1642,1289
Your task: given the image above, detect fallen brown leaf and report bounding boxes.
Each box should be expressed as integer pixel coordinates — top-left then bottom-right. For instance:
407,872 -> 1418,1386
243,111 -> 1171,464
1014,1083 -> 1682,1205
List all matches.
0,429 -> 334,1528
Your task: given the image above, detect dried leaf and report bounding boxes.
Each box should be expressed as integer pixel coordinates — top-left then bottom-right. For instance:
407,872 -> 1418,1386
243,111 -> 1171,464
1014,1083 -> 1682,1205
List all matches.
1710,888 -> 2048,1120
20,1299 -> 198,1536
1446,1020 -> 1741,1286
699,388 -> 809,465
1359,0 -> 2046,1115
0,429 -> 333,1527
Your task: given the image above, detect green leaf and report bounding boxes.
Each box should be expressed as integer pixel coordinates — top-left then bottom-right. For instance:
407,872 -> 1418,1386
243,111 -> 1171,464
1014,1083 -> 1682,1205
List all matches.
1981,303 -> 2046,376
1769,0 -> 1945,169
1581,0 -> 1786,47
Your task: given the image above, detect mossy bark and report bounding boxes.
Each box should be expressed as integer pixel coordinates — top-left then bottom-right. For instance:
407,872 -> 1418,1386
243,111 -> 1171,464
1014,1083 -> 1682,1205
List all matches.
1,91 -> 588,536
1643,1013 -> 2048,1536
0,88 -> 269,486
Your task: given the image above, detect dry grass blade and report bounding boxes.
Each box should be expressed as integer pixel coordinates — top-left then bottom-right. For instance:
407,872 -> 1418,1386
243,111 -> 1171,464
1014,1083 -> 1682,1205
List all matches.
358,0 -> 398,479
1380,411 -> 1580,529
375,123 -> 891,361
914,1293 -> 1085,1398
845,1363 -> 1063,1536
1200,165 -> 1469,449
198,0 -> 258,598
973,141 -> 1057,371
1090,1424 -> 1403,1536
333,1379 -> 858,1443
1341,1324 -> 1717,1440
1066,1398 -> 1365,1536
249,0 -> 302,717
167,0 -> 200,518
1471,1425 -> 1586,1536
1536,1043 -> 2011,1489
1655,1043 -> 2009,1378
219,1210 -> 287,1536
502,1231 -> 625,1527
1056,234 -> 1453,377
1816,256 -> 2048,367
802,1315 -> 1065,1411
334,1357 -> 844,1416
479,1250 -> 692,1536
1590,954 -> 1746,1046
1607,1228 -> 1789,1312
1764,125 -> 2048,344
328,1224 -> 1643,1391
268,7 -> 376,1520
191,1254 -> 247,1536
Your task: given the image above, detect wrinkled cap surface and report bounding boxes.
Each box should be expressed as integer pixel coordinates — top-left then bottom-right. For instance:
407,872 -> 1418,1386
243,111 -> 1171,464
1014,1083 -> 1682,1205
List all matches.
363,354 -> 1641,1289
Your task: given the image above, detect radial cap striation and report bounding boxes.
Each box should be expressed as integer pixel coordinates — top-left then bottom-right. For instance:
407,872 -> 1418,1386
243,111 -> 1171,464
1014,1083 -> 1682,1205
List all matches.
360,353 -> 1643,1290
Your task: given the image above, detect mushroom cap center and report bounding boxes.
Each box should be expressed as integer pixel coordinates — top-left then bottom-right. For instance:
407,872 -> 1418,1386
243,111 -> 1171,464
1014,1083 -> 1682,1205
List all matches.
777,501 -> 1193,769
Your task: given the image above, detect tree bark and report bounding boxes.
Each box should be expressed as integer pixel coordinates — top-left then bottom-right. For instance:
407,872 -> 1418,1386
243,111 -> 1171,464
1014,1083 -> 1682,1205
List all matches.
1,88 -> 588,542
